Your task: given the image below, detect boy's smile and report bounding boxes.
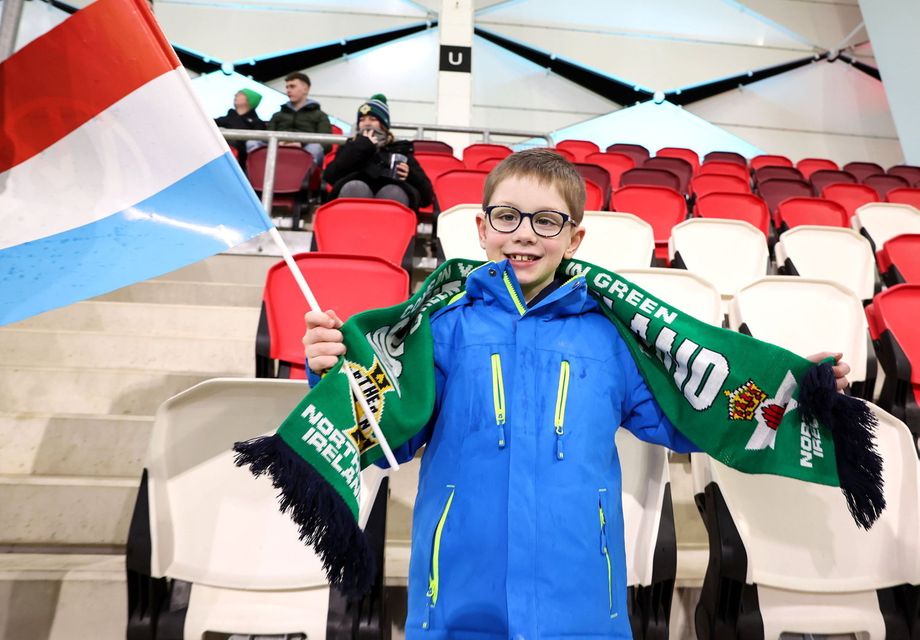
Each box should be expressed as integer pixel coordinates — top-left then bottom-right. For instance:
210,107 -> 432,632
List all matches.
477,175 -> 585,302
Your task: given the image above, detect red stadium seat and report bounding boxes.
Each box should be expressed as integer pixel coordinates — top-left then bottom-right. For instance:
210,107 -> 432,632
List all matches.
463,143 -> 512,169
256,253 -> 409,378
619,167 -> 681,192
414,140 -> 454,155
750,154 -> 793,170
690,174 -> 750,197
694,192 -> 769,236
611,185 -> 687,262
246,146 -> 314,230
752,166 -> 803,185
435,169 -> 489,210
312,198 -> 417,271
877,235 -> 920,286
703,151 -> 747,167
556,139 -> 600,162
656,147 -> 699,172
872,284 -> 920,441
775,197 -> 848,231
821,183 -> 880,218
809,169 -> 856,196
756,178 -> 812,215
796,157 -> 838,179
886,187 -> 920,209
698,160 -> 748,183
863,174 -> 910,199
888,165 -> 920,185
643,156 -> 693,194
584,179 -> 605,211
476,157 -> 504,171
551,147 -> 576,162
606,143 -> 650,167
574,163 -> 611,209
843,161 -> 885,183
415,152 -> 464,182
584,152 -> 635,189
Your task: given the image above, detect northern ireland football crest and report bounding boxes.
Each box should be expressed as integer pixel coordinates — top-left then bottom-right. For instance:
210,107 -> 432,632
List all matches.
724,371 -> 798,451
344,357 -> 394,455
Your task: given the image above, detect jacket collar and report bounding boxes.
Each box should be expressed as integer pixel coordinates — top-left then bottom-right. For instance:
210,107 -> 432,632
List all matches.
463,260 -> 596,318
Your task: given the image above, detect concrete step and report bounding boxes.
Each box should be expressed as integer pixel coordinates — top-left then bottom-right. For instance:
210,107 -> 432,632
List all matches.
95,280 -> 263,307
0,366 -> 224,416
0,553 -> 126,640
0,475 -> 136,547
7,301 -> 260,340
0,329 -> 253,374
155,253 -> 279,286
0,413 -> 152,477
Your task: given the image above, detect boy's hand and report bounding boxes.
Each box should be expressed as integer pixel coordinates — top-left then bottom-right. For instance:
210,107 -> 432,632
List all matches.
807,352 -> 851,391
303,309 -> 345,374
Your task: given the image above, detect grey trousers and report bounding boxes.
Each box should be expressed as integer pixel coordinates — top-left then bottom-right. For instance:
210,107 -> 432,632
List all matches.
339,180 -> 410,207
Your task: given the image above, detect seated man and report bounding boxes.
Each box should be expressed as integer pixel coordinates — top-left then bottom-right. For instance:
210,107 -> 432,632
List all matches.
267,72 -> 332,166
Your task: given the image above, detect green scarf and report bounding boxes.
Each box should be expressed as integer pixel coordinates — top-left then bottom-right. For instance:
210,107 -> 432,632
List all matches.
235,258 -> 884,598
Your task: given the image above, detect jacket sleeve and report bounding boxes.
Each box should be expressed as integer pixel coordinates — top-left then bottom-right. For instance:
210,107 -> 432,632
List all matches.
405,152 -> 434,208
266,112 -> 282,131
323,136 -> 376,185
617,347 -> 700,453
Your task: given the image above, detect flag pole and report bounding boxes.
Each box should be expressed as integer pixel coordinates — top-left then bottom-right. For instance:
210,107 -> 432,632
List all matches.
266,226 -> 401,471
0,0 -> 25,61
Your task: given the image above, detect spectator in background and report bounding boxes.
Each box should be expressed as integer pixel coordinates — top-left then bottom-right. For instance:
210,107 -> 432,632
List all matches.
267,72 -> 332,166
323,94 -> 433,211
214,88 -> 265,170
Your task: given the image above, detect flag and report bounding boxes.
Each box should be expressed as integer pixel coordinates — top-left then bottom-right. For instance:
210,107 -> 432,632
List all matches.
0,0 -> 273,326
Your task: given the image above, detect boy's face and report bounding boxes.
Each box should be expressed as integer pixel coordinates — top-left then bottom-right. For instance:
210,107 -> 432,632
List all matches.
285,79 -> 310,104
233,92 -> 250,111
477,175 -> 585,302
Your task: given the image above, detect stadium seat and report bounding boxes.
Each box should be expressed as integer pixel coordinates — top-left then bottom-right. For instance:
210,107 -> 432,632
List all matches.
692,401 -> 920,638
611,185 -> 688,262
669,218 -> 769,311
886,187 -> 920,209
584,151 -> 636,188
413,139 -> 454,155
578,211 -> 654,270
583,178 -> 605,211
556,139 -> 600,162
434,204 -> 485,262
462,143 -> 511,169
415,152 -> 465,183
689,173 -> 750,197
643,156 -> 693,195
878,234 -> 920,286
775,197 -> 849,231
256,253 -> 409,379
246,146 -> 314,230
796,157 -> 839,179
703,151 -> 747,167
752,165 -> 803,185
823,182 -> 880,219
476,157 -> 503,171
698,160 -> 748,183
656,147 -> 699,173
574,163 -> 612,209
757,178 -> 812,215
808,169 -> 856,196
694,192 -> 770,236
843,161 -> 885,182
312,198 -> 417,272
550,147 -> 576,162
750,154 -> 793,170
888,165 -> 920,185
619,167 -> 681,192
607,143 -> 650,166
864,173 -> 910,199
873,284 -> 920,442
125,378 -> 392,640
775,225 -> 876,302
434,169 -> 489,211
616,268 -> 722,326
852,202 -> 920,251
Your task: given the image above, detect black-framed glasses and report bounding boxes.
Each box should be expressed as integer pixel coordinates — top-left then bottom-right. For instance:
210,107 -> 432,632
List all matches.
483,205 -> 574,238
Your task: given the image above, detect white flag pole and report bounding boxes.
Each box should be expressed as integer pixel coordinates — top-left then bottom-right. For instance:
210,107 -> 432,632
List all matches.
267,226 -> 401,471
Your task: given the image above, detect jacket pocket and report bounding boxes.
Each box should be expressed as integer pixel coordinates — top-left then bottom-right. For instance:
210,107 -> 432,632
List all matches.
424,484 -> 456,630
491,353 -> 507,448
598,488 -> 617,619
554,360 -> 570,460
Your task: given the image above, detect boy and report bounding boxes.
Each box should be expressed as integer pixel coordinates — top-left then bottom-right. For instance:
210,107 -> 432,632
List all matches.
267,72 -> 332,165
304,149 -> 848,638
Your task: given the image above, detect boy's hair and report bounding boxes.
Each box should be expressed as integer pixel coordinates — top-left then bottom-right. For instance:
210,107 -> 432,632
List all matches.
482,148 -> 586,224
284,72 -> 311,87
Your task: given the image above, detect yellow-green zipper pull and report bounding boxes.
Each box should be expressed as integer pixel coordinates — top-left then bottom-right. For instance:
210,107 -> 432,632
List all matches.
491,354 -> 507,448
554,361 -> 570,460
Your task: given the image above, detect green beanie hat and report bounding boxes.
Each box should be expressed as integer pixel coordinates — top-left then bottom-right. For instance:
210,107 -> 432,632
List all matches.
357,93 -> 390,129
239,88 -> 263,110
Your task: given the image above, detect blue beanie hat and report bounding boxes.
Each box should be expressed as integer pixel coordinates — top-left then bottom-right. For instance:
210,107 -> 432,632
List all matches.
357,94 -> 390,129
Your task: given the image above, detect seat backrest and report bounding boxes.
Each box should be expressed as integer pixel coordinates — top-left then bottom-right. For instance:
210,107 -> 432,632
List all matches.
606,143 -> 650,166
703,401 -> 920,591
823,182 -> 880,218
775,225 -> 875,301
750,154 -> 793,170
756,177 -> 813,213
246,146 -> 315,193
689,173 -> 750,197
413,139 -> 454,155
415,152 -> 465,183
147,378 -> 389,589
775,197 -> 848,230
435,204 -> 486,261
556,139 -> 600,162
583,178 -> 604,211
886,187 -> 920,209
843,161 -> 885,182
809,169 -> 856,196
656,146 -> 699,172
643,156 -> 693,194
703,151 -> 747,167
434,169 -> 489,210
875,284 -> 920,385
729,276 -> 868,382
578,211 -> 654,270
462,143 -> 511,169
584,151 -> 636,188
574,163 -> 612,197
796,157 -> 839,179
853,202 -> 920,250
753,165 -> 804,185
879,234 -> 920,284
611,185 -> 687,246
888,165 -> 920,185
616,268 -> 722,326
695,192 -> 770,236
313,198 -> 416,265
863,173 -> 910,198
698,160 -> 749,183
619,167 -> 681,192
263,253 -> 409,365
476,156 -> 503,171
669,218 -> 768,301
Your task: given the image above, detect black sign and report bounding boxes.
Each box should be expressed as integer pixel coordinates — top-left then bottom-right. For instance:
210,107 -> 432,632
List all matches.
439,45 -> 472,73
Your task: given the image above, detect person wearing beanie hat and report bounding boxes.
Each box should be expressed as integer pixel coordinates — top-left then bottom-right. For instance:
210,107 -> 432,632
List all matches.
239,88 -> 263,111
323,93 -> 433,211
215,88 -> 267,170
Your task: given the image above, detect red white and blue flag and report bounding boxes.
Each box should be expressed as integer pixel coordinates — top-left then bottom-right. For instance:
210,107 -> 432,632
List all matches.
0,0 -> 273,325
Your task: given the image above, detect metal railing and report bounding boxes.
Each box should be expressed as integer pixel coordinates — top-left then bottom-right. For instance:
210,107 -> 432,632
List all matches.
388,123 -> 552,146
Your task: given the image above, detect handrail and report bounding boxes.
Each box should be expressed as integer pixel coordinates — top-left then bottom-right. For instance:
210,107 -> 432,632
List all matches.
388,122 -> 552,146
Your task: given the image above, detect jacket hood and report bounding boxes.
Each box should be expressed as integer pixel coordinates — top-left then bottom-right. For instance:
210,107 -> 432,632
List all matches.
282,98 -> 322,112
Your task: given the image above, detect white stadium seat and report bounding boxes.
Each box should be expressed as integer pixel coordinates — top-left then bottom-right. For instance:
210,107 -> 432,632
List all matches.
775,225 -> 876,302
578,210 -> 655,270
435,204 -> 486,261
853,202 -> 920,251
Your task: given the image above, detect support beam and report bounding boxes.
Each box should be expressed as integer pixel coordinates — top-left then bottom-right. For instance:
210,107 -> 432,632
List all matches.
436,0 -> 474,154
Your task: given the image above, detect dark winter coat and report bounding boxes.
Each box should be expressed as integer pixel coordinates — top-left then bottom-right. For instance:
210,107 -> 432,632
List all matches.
323,134 -> 434,211
267,100 -> 333,152
214,108 -> 266,169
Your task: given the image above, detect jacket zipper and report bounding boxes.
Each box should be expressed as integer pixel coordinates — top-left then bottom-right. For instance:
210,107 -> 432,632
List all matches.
598,489 -> 616,618
554,360 -> 570,460
424,485 -> 456,629
491,353 -> 507,448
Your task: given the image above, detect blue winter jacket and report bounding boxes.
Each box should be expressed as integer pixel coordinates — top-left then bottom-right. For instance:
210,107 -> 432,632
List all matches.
389,260 -> 697,640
